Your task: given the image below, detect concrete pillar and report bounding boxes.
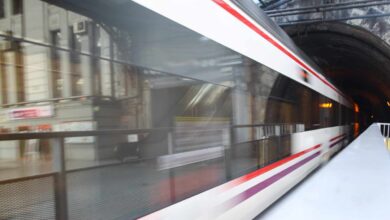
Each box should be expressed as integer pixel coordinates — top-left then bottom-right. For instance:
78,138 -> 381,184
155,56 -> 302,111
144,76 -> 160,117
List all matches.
0,61 -> 3,105
80,25 -> 92,96
99,30 -> 112,97
23,0 -> 49,101
5,51 -> 17,103
60,10 -> 71,98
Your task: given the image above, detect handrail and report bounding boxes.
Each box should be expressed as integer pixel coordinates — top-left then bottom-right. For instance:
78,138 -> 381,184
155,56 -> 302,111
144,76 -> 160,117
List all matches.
0,122 -> 317,219
0,129 -> 152,140
0,95 -> 114,108
378,122 -> 390,138
0,123 -> 306,141
232,123 -> 300,128
0,172 -> 56,184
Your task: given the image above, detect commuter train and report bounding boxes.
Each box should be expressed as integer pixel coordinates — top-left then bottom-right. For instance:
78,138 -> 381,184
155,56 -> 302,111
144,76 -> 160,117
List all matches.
101,0 -> 356,219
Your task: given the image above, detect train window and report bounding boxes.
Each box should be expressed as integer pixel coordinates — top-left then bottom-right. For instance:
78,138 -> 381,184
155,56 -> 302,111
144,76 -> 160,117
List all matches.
298,87 -> 316,130
311,92 -> 321,129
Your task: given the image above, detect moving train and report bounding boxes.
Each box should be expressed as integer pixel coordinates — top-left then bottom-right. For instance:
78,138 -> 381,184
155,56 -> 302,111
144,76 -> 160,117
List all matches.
0,0 -> 360,219
80,0 -> 356,219
123,0 -> 356,219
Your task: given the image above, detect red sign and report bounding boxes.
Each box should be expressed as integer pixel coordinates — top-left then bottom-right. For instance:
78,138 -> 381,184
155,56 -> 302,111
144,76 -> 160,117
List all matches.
8,106 -> 53,120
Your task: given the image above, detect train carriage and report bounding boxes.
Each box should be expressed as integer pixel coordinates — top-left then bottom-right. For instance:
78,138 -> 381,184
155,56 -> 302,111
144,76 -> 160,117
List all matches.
11,0 -> 356,219
117,0 -> 355,219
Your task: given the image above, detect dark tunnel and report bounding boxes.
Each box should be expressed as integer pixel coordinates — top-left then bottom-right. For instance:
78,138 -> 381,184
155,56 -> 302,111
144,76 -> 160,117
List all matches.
284,22 -> 390,127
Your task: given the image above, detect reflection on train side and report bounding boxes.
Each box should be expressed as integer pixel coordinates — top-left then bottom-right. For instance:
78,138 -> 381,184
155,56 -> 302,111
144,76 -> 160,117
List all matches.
155,120 -> 304,175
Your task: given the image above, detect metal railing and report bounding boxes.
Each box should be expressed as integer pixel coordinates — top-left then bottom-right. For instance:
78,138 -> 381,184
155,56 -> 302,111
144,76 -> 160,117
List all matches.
378,123 -> 390,150
0,128 -> 152,220
0,173 -> 57,220
0,95 -> 115,108
379,123 -> 390,138
0,123 -> 304,219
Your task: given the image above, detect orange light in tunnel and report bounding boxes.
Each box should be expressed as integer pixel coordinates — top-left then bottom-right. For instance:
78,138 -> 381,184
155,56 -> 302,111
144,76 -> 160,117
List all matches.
354,123 -> 359,138
387,101 -> 390,107
354,103 -> 359,113
319,102 -> 333,108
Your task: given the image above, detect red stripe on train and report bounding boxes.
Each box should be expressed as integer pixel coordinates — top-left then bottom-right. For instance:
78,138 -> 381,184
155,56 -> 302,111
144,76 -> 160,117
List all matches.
219,143 -> 321,191
330,133 -> 346,142
212,0 -> 347,100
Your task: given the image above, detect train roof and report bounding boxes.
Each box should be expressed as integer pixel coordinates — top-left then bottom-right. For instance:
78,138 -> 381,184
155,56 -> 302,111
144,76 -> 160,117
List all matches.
232,0 -> 325,78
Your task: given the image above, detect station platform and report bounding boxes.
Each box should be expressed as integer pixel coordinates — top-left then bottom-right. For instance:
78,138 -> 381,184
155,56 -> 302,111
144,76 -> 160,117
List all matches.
258,124 -> 390,220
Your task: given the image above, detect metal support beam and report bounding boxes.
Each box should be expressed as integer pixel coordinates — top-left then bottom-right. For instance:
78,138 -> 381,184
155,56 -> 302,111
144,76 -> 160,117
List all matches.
266,0 -> 390,14
52,138 -> 68,220
269,1 -> 390,17
257,0 -> 293,9
278,12 -> 390,26
263,0 -> 294,11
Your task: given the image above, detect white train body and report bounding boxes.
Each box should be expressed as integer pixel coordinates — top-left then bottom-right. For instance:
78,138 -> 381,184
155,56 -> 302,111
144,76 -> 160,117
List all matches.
130,0 -> 354,219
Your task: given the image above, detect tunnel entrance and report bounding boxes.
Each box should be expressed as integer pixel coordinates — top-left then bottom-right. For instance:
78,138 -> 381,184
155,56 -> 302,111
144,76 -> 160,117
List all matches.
284,22 -> 390,127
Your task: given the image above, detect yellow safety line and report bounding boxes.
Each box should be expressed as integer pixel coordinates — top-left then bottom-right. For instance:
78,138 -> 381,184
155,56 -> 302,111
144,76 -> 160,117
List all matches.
386,138 -> 390,151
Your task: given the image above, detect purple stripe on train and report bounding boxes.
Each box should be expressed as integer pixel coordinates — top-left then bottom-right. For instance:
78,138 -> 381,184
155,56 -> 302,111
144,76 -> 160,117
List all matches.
330,137 -> 347,148
217,151 -> 321,214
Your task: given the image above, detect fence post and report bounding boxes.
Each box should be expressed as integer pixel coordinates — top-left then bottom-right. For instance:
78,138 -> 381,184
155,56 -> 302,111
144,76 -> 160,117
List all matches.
223,127 -> 233,180
167,131 -> 174,155
52,137 -> 68,220
167,130 -> 176,203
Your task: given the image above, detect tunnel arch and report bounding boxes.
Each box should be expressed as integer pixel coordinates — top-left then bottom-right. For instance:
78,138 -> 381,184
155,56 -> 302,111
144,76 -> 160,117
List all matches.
284,22 -> 390,124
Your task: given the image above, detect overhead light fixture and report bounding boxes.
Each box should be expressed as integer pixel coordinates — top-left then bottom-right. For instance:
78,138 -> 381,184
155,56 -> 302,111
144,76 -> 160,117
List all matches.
319,102 -> 332,108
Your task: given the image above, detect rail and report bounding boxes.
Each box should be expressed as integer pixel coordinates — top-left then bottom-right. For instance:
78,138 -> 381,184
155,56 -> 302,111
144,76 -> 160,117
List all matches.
0,95 -> 114,108
0,123 -> 304,219
379,123 -> 390,138
378,123 -> 390,150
